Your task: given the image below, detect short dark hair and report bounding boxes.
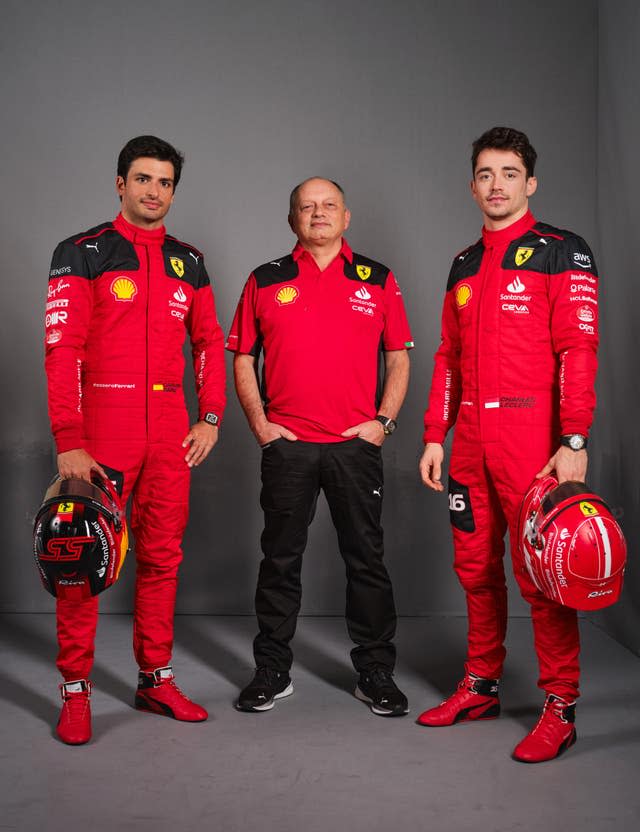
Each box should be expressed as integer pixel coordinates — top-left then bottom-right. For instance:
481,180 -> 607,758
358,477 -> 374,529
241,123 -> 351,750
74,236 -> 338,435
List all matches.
289,178 -> 345,214
471,127 -> 537,179
117,135 -> 185,188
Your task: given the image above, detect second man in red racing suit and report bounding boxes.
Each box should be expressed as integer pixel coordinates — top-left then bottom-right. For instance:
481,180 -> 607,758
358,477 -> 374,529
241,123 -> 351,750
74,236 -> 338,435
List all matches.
418,127 -> 598,763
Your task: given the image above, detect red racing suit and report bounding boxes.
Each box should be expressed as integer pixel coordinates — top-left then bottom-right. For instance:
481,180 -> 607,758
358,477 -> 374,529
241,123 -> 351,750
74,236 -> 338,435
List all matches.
423,211 -> 599,700
45,213 -> 226,680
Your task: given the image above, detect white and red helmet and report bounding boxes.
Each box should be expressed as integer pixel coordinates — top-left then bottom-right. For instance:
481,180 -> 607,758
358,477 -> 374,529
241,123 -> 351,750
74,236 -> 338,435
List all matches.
519,475 -> 626,611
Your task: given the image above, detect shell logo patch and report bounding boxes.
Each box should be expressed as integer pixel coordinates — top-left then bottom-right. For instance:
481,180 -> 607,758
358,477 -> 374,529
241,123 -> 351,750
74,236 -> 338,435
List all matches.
455,283 -> 472,308
111,276 -> 137,302
356,265 -> 371,281
275,285 -> 299,305
515,247 -> 534,266
579,501 -> 599,517
170,257 -> 184,278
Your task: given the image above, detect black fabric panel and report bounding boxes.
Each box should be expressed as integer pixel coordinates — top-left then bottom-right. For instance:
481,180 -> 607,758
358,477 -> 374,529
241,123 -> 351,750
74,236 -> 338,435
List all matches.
446,240 -> 484,290
51,224 -> 140,281
162,238 -> 208,288
448,475 -> 476,533
253,255 -> 299,287
343,253 -> 389,286
501,223 -> 597,276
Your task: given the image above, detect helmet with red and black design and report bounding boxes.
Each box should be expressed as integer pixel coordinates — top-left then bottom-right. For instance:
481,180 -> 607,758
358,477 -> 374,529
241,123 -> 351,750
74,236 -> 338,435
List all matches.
33,473 -> 129,600
519,475 -> 626,611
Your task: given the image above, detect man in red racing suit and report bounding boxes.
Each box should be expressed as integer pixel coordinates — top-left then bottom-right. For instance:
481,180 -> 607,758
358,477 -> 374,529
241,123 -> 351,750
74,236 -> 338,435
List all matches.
44,136 -> 226,744
417,127 -> 598,763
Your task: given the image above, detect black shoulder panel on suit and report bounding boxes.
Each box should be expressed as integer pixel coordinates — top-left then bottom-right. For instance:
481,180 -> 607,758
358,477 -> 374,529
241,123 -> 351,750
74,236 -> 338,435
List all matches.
343,253 -> 390,286
446,240 -> 483,290
51,223 -> 139,281
163,236 -> 209,288
253,255 -> 299,287
502,222 -> 597,275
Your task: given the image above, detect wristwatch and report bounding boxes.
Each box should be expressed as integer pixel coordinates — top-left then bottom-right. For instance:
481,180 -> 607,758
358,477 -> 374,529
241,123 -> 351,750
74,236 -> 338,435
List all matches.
203,412 -> 220,427
560,434 -> 587,451
375,415 -> 397,435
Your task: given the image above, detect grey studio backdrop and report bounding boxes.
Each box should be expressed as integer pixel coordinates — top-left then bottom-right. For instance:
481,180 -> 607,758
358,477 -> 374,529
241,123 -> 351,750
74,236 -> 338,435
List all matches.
1,1 -> 638,652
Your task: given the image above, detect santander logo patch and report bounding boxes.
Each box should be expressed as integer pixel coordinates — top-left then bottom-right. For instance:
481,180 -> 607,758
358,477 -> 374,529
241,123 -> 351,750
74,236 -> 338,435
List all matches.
506,275 -> 526,293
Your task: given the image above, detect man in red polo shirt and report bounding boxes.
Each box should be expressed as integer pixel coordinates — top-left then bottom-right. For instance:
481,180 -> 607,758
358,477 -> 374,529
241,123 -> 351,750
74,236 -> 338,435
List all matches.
227,177 -> 413,716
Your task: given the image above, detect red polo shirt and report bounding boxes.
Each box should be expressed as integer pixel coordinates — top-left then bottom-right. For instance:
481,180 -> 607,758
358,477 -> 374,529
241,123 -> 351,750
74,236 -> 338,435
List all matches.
227,239 -> 413,442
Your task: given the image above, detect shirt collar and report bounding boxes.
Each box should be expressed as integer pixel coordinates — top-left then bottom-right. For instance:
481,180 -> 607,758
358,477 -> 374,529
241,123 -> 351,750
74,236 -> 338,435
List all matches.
292,238 -> 353,264
481,210 -> 536,248
114,212 -> 166,245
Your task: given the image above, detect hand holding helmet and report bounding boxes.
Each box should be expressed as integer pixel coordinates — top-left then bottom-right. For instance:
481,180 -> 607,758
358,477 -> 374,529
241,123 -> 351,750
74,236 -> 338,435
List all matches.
33,472 -> 129,600
519,475 -> 626,611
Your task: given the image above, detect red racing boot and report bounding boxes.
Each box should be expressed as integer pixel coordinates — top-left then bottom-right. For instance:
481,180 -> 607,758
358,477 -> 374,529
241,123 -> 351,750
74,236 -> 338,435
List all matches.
416,673 -> 500,727
57,679 -> 92,745
135,666 -> 208,722
512,694 -> 576,763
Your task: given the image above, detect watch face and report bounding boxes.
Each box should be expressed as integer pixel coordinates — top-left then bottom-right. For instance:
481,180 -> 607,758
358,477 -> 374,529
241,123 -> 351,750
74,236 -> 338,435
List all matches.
569,435 -> 584,450
204,413 -> 219,427
376,415 -> 396,435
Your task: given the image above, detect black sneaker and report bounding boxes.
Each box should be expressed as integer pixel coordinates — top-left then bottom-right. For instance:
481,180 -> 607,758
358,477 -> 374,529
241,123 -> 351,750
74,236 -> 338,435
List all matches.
236,667 -> 294,712
355,667 -> 409,716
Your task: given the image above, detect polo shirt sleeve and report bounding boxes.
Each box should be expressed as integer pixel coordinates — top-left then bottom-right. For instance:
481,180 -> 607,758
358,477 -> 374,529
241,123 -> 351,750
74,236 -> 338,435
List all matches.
382,271 -> 414,351
226,274 -> 261,356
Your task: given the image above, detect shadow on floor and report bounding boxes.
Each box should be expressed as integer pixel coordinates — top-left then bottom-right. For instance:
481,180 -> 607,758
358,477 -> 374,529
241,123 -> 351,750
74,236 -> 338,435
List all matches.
173,616 -> 251,693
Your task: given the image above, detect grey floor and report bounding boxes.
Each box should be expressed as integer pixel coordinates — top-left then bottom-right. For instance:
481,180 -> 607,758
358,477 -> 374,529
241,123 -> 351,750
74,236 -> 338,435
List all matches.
0,614 -> 639,832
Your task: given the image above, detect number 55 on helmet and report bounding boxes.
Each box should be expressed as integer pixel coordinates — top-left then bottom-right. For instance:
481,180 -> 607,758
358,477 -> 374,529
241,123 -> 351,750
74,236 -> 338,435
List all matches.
33,474 -> 129,600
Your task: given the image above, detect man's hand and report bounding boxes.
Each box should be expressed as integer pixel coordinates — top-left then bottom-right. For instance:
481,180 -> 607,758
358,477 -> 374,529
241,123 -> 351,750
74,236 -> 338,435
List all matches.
182,421 -> 219,468
254,420 -> 297,447
419,443 -> 445,491
341,420 -> 385,446
536,446 -> 588,484
57,449 -> 107,483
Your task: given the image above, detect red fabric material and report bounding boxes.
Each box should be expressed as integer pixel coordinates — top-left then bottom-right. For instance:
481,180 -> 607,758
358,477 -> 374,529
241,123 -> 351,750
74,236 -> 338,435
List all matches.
47,215 -> 225,679
226,239 -> 413,442
423,212 -> 599,701
45,213 -> 226,454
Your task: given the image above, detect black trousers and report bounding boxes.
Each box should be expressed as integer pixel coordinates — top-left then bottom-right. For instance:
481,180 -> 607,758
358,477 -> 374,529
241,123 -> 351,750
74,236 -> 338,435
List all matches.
254,438 -> 397,672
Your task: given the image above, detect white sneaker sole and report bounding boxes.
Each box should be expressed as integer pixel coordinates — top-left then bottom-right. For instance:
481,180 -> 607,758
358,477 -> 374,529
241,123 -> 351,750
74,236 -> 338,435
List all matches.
237,682 -> 294,712
354,685 -> 409,716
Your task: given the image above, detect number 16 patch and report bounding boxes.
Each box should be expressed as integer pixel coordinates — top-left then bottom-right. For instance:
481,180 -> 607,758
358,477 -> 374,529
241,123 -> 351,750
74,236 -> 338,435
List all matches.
448,476 -> 475,532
